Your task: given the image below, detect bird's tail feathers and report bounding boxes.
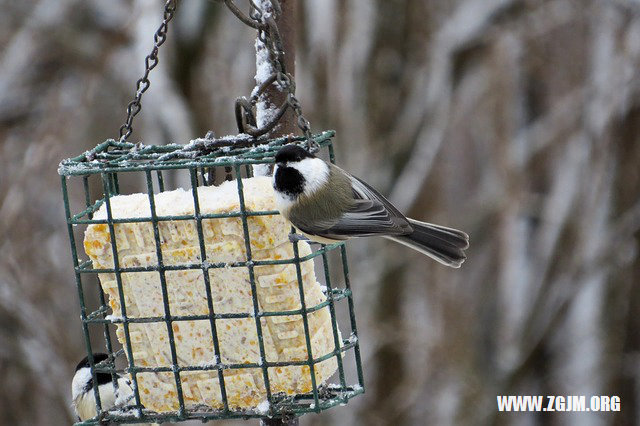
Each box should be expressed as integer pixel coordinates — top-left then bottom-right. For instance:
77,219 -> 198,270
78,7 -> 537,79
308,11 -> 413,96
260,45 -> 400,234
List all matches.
386,219 -> 469,268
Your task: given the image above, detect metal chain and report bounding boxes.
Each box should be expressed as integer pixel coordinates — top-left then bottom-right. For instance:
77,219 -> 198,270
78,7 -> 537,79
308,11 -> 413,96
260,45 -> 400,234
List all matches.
223,0 -> 318,152
119,0 -> 315,150
118,0 -> 178,142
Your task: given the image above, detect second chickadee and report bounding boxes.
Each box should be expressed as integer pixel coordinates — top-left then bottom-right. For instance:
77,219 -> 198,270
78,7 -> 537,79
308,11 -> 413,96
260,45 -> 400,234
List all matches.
72,353 -> 153,425
272,145 -> 469,267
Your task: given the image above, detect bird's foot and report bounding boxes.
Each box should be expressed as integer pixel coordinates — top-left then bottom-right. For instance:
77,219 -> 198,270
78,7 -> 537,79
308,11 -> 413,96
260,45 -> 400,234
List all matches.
288,233 -> 310,243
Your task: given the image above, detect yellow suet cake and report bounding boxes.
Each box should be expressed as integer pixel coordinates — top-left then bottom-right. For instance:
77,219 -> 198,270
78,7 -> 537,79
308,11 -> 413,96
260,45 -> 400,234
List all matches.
83,176 -> 339,412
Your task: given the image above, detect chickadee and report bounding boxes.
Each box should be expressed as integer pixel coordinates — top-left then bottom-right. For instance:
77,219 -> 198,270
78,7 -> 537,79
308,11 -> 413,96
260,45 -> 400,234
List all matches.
72,353 -> 150,425
272,145 -> 469,267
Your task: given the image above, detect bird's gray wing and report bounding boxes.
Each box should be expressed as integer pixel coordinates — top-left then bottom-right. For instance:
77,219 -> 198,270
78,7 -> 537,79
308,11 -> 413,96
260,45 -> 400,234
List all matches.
296,172 -> 412,239
349,174 -> 408,219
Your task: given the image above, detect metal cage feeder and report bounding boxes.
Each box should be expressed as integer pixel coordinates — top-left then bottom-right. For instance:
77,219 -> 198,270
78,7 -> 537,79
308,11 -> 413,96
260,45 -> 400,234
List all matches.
60,1 -> 363,423
59,131 -> 364,425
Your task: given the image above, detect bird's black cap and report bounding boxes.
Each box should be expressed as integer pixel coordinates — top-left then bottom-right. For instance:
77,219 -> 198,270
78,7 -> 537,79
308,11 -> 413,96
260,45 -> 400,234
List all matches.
274,145 -> 314,164
75,352 -> 109,372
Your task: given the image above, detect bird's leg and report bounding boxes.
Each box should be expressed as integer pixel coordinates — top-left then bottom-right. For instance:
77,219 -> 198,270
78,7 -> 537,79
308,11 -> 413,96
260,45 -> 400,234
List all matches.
288,233 -> 310,243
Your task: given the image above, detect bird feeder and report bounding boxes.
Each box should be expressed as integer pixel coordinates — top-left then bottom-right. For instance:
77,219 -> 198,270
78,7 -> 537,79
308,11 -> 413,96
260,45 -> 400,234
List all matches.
60,132 -> 364,425
59,2 -> 363,424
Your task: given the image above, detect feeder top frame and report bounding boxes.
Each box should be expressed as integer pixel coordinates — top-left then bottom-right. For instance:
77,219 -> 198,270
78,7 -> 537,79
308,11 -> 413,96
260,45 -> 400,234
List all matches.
58,131 -> 335,176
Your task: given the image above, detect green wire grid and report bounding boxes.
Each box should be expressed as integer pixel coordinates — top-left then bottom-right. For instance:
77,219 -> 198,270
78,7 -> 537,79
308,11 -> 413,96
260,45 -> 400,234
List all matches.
59,131 -> 364,424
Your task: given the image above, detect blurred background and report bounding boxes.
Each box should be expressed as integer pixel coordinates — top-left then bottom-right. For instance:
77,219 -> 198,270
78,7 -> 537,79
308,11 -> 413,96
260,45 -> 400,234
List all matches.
2,0 -> 640,425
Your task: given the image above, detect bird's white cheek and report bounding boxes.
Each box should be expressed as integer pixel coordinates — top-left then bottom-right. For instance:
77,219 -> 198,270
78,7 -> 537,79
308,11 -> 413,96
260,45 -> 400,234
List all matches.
72,375 -> 130,421
72,367 -> 92,401
291,158 -> 329,197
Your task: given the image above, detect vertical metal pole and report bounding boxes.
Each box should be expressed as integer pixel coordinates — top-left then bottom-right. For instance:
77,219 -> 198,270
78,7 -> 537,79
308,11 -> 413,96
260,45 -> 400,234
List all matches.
255,0 -> 298,137
257,1 -> 302,424
260,418 -> 299,426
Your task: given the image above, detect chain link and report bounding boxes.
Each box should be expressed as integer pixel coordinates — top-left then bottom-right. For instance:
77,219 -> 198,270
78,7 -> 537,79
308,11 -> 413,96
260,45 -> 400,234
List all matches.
118,0 -> 178,142
119,0 -> 316,151
226,0 -> 318,152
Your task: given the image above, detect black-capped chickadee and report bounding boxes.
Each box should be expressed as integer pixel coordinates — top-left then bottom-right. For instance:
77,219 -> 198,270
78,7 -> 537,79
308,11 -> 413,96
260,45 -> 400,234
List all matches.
72,353 -> 151,425
272,145 -> 469,267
